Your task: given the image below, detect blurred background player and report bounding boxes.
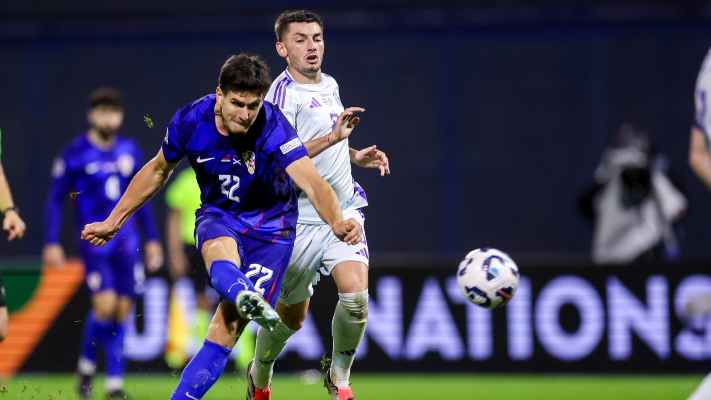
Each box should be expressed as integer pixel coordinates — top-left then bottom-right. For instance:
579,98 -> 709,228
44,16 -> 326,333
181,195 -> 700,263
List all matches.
0,128 -> 27,341
685,46 -> 711,400
579,123 -> 686,265
41,87 -> 163,400
247,10 -> 391,400
79,54 -> 362,400
163,167 -> 255,371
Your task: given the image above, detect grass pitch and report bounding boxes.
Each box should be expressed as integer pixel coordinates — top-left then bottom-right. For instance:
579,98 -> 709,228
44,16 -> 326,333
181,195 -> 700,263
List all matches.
0,373 -> 702,399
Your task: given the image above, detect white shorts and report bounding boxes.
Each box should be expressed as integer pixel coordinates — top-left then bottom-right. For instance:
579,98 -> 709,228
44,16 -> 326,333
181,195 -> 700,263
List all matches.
279,208 -> 369,305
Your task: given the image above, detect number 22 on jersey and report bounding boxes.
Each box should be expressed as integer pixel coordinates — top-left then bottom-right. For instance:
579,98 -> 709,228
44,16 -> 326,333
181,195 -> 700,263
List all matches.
218,174 -> 240,202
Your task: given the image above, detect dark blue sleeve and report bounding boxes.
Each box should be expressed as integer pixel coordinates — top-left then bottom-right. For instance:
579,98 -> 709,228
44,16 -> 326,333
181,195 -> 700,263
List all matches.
44,152 -> 72,244
161,108 -> 190,163
130,143 -> 160,241
265,107 -> 308,170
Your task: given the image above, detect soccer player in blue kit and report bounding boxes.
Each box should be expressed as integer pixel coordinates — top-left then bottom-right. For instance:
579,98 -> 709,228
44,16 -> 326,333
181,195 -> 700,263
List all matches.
42,87 -> 163,400
80,53 -> 362,400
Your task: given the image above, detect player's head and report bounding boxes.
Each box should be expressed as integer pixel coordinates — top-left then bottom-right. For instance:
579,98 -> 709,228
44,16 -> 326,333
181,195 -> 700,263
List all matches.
274,10 -> 324,79
215,53 -> 271,135
87,87 -> 124,138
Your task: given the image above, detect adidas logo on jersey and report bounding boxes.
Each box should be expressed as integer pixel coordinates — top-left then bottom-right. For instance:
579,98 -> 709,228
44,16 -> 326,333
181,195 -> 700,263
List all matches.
309,97 -> 322,108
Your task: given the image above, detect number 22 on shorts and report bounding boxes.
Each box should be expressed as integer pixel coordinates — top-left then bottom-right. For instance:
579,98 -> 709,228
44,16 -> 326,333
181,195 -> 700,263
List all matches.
244,263 -> 273,295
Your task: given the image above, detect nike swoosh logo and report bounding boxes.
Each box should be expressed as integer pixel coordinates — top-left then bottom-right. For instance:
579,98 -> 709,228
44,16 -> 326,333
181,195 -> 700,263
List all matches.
196,156 -> 215,163
185,392 -> 200,400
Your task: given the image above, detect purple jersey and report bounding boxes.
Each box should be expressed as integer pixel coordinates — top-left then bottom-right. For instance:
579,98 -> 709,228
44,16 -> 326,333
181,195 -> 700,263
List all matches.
45,134 -> 159,245
161,94 -> 307,244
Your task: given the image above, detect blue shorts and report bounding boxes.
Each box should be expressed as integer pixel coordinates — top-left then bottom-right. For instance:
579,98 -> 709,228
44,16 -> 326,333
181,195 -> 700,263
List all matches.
79,229 -> 140,298
195,210 -> 295,307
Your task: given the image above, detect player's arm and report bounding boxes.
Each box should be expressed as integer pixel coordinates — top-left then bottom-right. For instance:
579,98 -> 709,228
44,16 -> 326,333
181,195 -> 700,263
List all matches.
349,145 -> 391,176
688,127 -> 711,189
0,163 -> 25,241
42,155 -> 72,266
81,149 -> 176,246
130,145 -> 164,271
302,107 -> 365,157
286,156 -> 361,245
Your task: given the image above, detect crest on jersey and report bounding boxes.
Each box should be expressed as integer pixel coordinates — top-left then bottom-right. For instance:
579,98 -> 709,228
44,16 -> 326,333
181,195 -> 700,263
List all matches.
242,151 -> 256,175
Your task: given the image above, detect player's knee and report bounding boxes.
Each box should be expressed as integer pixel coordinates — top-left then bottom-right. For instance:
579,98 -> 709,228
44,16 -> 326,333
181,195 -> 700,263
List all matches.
338,290 -> 368,322
114,299 -> 133,321
92,293 -> 118,320
281,311 -> 307,331
276,301 -> 309,331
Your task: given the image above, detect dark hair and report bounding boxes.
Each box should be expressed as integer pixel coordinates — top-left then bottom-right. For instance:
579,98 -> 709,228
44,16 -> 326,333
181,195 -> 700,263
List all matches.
218,53 -> 272,96
88,87 -> 123,110
274,9 -> 323,41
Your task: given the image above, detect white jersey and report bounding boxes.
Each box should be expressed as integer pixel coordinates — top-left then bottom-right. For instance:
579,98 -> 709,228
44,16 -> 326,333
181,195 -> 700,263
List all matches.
266,69 -> 368,224
695,47 -> 711,141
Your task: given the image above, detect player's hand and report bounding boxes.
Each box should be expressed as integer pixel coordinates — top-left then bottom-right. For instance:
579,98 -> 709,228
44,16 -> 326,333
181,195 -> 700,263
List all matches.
352,145 -> 390,176
3,210 -> 26,241
144,240 -> 164,273
80,220 -> 119,247
331,218 -> 362,245
42,244 -> 66,268
330,107 -> 365,143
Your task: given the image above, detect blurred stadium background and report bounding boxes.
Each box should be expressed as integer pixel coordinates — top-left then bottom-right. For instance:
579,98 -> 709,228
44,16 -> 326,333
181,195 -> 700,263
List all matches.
1,1 -> 711,399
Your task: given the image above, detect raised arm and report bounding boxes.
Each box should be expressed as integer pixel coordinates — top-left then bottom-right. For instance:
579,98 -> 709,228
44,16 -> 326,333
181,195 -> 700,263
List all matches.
302,107 -> 365,157
689,127 -> 711,189
81,149 -> 176,246
286,156 -> 361,245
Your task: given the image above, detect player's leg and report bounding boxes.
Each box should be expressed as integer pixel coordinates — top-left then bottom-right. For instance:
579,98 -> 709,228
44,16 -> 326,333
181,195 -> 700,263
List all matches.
0,307 -> 7,342
171,233 -> 247,400
250,299 -> 309,392
101,295 -> 132,399
327,261 -> 368,390
172,230 -> 269,400
248,223 -> 322,398
171,301 -> 248,400
77,248 -> 118,399
0,275 -> 8,341
99,234 -> 143,399
195,212 -> 281,331
324,210 -> 369,397
689,373 -> 711,400
77,289 -> 118,398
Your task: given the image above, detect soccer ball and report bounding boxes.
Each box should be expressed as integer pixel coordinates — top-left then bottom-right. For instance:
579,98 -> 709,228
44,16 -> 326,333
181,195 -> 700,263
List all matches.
456,247 -> 520,309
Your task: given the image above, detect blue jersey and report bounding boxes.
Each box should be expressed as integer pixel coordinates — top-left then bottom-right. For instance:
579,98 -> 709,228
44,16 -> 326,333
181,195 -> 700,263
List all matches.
161,94 -> 308,244
45,134 -> 159,245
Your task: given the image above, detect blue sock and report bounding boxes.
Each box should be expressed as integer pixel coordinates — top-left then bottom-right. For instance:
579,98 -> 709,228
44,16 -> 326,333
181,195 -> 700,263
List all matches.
209,260 -> 255,303
78,312 -> 112,374
170,340 -> 232,400
105,320 -> 126,379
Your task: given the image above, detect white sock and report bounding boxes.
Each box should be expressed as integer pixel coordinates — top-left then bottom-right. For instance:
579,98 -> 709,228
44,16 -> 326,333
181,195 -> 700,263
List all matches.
251,324 -> 295,389
331,290 -> 368,388
77,357 -> 96,375
689,373 -> 711,400
105,376 -> 123,392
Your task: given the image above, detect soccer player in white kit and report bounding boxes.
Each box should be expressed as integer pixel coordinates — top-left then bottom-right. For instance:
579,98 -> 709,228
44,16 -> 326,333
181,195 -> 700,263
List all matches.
687,47 -> 711,400
246,9 -> 390,400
